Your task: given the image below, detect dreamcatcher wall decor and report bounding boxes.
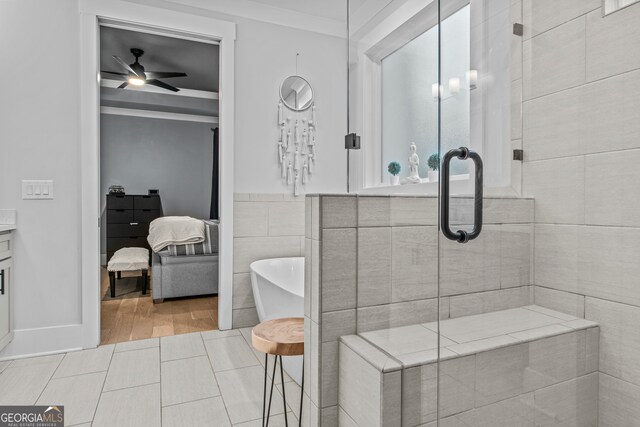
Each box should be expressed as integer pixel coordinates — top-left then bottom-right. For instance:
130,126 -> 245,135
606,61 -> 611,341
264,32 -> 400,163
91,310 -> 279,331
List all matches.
277,72 -> 316,196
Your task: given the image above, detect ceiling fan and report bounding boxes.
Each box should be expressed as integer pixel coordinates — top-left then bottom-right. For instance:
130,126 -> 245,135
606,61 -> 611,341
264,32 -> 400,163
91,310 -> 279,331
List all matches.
101,48 -> 187,92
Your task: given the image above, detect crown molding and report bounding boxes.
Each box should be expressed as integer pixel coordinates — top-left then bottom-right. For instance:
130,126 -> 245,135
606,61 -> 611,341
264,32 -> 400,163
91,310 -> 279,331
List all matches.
153,0 -> 347,38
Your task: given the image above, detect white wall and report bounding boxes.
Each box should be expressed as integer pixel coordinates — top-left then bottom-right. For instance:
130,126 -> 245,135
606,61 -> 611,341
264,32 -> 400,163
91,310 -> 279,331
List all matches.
232,17 -> 348,194
100,115 -> 214,217
0,0 -> 82,341
0,0 -> 347,357
126,0 -> 349,195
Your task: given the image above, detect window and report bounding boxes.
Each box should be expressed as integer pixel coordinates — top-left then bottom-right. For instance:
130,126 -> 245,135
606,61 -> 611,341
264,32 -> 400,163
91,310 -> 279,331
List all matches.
380,5 -> 470,182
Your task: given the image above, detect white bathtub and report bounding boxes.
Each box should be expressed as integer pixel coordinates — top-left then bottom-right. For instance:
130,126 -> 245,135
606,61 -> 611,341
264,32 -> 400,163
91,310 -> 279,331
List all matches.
250,257 -> 304,385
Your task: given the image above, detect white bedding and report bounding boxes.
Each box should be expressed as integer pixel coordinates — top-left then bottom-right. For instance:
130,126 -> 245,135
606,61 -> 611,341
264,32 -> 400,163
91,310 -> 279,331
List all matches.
147,216 -> 205,253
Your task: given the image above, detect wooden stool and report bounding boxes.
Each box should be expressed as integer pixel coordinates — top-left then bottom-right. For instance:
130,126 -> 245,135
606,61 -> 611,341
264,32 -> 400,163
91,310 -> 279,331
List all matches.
252,317 -> 304,427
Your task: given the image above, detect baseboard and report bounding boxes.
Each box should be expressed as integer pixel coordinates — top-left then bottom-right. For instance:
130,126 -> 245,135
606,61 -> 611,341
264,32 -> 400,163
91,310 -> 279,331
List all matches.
0,324 -> 84,361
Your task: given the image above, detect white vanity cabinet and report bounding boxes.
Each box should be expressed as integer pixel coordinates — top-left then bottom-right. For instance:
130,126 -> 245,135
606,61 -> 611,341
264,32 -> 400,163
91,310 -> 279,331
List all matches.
0,232 -> 13,352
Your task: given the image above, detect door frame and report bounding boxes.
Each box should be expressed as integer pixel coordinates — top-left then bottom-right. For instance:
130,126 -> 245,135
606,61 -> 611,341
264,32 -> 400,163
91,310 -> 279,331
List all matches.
79,0 -> 236,349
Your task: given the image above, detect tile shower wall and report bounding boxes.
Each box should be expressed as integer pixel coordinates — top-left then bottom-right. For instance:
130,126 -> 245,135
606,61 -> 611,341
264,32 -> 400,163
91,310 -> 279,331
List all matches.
520,1 -> 640,424
232,193 -> 305,327
305,194 -> 534,426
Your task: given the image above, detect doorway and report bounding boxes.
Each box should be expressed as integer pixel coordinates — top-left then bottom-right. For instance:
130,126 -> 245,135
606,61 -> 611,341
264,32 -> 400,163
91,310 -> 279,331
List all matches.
98,23 -> 220,344
79,0 -> 236,350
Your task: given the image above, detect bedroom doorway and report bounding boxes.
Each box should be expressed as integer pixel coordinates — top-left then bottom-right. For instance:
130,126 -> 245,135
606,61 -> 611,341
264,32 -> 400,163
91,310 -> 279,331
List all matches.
97,22 -> 222,345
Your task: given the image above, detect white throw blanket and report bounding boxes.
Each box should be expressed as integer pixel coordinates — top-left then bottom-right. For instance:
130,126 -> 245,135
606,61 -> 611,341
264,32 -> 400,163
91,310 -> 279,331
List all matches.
147,216 -> 205,253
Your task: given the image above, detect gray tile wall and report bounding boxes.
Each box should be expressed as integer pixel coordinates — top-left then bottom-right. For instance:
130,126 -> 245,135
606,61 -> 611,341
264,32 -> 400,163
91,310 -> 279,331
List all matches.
232,193 -> 305,328
521,2 -> 640,424
338,341 -> 401,427
338,328 -> 599,427
307,194 -> 534,426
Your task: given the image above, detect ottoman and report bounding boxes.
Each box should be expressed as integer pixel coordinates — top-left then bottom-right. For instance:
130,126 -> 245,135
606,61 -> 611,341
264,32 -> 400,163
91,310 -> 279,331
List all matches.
107,247 -> 150,298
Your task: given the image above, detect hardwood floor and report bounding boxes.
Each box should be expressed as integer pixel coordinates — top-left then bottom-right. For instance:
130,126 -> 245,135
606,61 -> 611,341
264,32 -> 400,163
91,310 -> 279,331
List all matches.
100,268 -> 218,345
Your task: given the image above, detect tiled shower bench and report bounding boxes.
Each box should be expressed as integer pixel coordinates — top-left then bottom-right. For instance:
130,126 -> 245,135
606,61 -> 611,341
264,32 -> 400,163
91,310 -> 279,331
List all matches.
338,305 -> 599,427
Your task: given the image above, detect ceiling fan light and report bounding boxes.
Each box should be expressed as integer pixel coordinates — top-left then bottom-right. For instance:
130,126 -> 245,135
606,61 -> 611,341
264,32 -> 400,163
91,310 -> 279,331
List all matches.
128,76 -> 145,86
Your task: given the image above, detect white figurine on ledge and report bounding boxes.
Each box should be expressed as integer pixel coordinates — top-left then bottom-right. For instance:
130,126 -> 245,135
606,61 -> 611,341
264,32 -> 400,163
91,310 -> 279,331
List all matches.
405,142 -> 422,184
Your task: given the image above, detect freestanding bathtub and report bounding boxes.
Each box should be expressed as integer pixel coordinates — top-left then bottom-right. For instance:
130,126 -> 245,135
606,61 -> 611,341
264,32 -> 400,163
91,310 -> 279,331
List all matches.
250,257 -> 304,385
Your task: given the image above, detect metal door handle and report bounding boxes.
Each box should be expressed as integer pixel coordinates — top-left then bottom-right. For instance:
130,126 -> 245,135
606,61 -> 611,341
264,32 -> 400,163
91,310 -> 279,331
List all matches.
440,147 -> 483,243
0,270 -> 4,295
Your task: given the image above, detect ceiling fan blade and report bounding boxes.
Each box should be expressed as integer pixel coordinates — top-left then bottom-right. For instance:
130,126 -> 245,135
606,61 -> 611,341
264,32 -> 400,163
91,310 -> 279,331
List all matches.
112,56 -> 138,76
147,79 -> 180,92
145,71 -> 187,79
118,82 -> 129,89
100,70 -> 129,81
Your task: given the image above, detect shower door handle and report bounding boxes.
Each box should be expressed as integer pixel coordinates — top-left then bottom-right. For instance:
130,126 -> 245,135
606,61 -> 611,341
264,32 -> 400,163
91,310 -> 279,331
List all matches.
440,147 -> 483,243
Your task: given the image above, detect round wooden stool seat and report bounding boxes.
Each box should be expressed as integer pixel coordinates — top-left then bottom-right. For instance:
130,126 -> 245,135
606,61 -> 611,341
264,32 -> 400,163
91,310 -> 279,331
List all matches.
252,317 -> 304,356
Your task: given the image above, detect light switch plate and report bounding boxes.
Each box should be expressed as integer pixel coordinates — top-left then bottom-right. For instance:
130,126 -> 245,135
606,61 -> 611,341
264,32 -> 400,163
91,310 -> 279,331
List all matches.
22,180 -> 54,200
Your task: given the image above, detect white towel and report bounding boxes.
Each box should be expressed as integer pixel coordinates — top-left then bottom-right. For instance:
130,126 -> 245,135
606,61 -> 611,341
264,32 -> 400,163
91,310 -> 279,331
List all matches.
147,216 -> 205,253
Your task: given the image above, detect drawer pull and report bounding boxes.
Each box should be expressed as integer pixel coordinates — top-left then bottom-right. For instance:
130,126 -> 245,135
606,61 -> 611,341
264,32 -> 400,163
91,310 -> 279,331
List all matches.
0,270 -> 4,296
130,223 -> 139,226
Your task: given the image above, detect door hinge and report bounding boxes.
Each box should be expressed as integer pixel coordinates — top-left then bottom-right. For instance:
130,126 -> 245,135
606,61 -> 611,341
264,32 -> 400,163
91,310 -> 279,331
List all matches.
513,23 -> 524,37
345,133 -> 361,150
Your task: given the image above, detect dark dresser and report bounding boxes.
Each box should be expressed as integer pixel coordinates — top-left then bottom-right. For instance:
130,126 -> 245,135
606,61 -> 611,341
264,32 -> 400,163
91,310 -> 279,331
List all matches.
106,194 -> 163,261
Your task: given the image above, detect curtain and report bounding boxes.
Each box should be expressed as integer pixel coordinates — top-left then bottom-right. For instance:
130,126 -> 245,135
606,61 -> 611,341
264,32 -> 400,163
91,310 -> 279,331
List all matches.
210,127 -> 219,220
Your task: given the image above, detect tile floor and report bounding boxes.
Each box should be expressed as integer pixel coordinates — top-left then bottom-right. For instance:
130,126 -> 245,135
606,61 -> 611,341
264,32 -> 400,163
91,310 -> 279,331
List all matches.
0,328 -> 302,427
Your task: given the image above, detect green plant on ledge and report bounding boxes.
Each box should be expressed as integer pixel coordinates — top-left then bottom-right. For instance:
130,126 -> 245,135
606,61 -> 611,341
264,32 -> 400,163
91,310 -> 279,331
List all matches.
427,153 -> 440,171
387,161 -> 401,176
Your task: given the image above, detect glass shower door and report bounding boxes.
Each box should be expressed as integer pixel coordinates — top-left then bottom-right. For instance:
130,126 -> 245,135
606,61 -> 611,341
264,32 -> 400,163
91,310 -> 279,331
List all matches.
347,0 -> 593,423
436,0 -> 592,425
347,1 -> 444,426
435,1 -> 508,423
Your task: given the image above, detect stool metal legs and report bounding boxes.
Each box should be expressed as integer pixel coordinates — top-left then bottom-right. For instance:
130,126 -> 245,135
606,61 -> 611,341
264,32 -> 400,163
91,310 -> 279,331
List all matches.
262,354 -> 268,426
261,354 -> 305,427
279,357 -> 288,426
264,355 -> 278,425
299,362 -> 304,426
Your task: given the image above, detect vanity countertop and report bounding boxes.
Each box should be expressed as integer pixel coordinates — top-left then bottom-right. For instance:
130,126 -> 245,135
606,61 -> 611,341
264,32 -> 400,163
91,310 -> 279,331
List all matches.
0,225 -> 16,233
